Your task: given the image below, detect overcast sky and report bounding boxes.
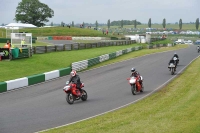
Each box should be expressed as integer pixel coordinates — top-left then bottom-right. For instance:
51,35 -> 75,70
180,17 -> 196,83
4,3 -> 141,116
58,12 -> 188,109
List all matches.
0,0 -> 199,25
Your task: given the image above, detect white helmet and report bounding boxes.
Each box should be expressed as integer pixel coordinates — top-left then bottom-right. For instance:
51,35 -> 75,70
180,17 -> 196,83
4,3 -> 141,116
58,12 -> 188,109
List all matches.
70,70 -> 76,77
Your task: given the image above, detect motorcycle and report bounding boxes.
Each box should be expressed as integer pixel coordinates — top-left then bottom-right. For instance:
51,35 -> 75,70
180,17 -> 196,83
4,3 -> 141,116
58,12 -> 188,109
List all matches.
127,76 -> 144,95
168,63 -> 176,75
197,48 -> 200,53
63,81 -> 87,104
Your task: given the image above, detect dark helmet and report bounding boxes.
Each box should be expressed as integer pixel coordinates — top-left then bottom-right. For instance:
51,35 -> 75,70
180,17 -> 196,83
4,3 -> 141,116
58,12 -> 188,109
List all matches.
131,67 -> 136,73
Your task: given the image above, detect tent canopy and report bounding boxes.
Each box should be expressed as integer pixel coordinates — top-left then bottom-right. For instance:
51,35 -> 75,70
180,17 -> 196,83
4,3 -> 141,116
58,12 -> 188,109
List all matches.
5,23 -> 37,28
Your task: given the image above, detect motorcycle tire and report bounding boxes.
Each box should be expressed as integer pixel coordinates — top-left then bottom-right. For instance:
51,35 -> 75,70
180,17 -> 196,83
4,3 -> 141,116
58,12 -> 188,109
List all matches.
81,90 -> 87,101
140,84 -> 144,92
66,93 -> 75,104
131,84 -> 137,95
171,68 -> 174,75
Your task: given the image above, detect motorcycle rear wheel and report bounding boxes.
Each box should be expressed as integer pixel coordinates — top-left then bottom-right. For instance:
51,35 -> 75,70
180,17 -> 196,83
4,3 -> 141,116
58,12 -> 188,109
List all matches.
81,90 -> 87,101
66,93 -> 75,104
131,84 -> 137,95
140,84 -> 144,92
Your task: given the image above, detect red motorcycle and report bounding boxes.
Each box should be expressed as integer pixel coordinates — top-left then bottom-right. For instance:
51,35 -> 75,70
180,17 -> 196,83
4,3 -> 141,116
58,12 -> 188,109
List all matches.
63,81 -> 87,104
127,76 -> 144,95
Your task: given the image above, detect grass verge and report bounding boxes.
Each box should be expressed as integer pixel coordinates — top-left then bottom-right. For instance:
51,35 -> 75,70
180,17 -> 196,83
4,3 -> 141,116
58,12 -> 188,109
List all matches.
41,46 -> 200,133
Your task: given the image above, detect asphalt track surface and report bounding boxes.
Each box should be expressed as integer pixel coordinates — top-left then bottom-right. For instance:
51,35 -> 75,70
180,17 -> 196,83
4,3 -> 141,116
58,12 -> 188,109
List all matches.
0,45 -> 199,133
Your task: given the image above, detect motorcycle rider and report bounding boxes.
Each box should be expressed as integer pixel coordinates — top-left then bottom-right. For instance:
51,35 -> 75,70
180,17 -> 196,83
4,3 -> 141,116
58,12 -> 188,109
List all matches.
69,70 -> 82,93
131,67 -> 143,88
173,52 -> 179,58
168,58 -> 176,71
173,52 -> 179,65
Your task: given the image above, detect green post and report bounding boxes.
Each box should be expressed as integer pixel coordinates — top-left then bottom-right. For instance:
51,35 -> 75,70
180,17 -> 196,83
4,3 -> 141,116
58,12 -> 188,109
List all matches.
34,46 -> 36,54
45,46 -> 47,53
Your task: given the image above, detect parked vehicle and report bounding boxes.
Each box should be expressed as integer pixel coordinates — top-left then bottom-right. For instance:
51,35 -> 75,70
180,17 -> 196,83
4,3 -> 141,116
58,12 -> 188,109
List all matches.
127,76 -> 144,95
63,81 -> 87,104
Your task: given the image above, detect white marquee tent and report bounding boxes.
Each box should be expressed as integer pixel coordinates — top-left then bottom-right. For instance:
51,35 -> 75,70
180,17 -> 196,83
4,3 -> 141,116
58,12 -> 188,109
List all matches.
5,23 -> 37,29
5,23 -> 37,38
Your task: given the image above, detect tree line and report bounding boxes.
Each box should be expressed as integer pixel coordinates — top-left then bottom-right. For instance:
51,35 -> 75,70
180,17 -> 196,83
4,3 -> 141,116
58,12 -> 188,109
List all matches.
13,0 -> 200,30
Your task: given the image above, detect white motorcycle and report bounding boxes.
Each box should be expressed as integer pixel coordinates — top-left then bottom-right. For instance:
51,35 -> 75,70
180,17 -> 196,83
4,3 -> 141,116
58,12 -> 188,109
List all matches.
168,63 -> 176,75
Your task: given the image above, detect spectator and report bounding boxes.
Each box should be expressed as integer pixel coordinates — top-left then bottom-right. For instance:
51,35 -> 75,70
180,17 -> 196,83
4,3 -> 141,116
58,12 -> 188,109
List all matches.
4,40 -> 11,49
106,30 -> 108,35
21,39 -> 26,47
6,40 -> 11,47
102,29 -> 105,34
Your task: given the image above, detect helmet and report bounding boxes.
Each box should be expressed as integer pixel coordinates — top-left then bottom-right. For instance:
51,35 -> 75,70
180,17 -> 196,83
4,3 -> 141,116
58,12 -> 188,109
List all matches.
70,70 -> 76,77
131,67 -> 136,73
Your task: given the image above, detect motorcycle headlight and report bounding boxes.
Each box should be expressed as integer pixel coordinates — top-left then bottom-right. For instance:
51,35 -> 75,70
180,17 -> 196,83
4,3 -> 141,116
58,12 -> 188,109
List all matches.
129,78 -> 136,84
63,85 -> 70,91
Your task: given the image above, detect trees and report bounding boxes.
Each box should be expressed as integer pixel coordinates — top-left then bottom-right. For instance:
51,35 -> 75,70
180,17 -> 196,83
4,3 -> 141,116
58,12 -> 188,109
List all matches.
195,18 -> 199,30
82,22 -> 85,28
110,20 -> 141,26
179,19 -> 182,30
72,21 -> 74,27
50,22 -> 53,26
134,19 -> 137,28
95,21 -> 98,30
148,18 -> 151,28
162,18 -> 166,28
121,20 -> 123,28
15,0 -> 54,27
107,19 -> 110,29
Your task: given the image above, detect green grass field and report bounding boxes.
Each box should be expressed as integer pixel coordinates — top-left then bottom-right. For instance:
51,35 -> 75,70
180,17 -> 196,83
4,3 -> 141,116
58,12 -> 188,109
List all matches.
39,44 -> 200,133
101,24 -> 199,30
0,44 -> 186,82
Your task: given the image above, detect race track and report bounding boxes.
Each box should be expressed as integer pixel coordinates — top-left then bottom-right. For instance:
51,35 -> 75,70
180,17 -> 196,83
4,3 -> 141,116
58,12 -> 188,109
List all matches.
0,45 -> 198,133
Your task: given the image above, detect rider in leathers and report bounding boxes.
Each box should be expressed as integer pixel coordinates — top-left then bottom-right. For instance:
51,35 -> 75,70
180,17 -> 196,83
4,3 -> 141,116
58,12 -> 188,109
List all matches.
131,67 -> 143,88
69,70 -> 82,93
168,58 -> 176,71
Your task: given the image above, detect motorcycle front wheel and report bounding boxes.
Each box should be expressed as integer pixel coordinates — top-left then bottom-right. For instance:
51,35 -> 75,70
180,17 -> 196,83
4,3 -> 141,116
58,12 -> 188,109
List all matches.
140,83 -> 144,92
66,93 -> 75,104
131,84 -> 137,95
171,68 -> 174,75
81,90 -> 87,101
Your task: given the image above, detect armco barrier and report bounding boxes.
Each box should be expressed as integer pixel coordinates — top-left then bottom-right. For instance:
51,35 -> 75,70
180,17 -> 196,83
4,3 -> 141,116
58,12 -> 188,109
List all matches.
0,67 -> 71,93
88,57 -> 100,67
71,46 -> 143,71
28,74 -> 45,85
59,67 -> 71,77
0,82 -> 7,93
44,70 -> 59,81
109,52 -> 116,59
6,78 -> 28,91
99,54 -> 109,62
